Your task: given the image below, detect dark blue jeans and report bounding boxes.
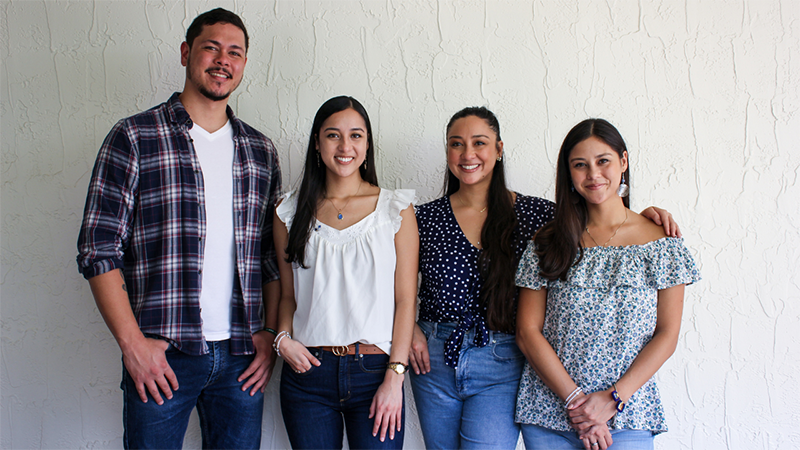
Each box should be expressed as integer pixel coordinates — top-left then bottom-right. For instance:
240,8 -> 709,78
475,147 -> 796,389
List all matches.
280,347 -> 404,449
121,340 -> 263,449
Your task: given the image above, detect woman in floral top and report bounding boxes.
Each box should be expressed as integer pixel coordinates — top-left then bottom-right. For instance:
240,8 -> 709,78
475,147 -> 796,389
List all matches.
515,119 -> 700,450
408,108 -> 683,450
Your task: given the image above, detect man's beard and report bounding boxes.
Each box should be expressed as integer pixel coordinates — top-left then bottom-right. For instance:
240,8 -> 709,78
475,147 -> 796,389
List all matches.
185,58 -> 237,102
199,86 -> 230,102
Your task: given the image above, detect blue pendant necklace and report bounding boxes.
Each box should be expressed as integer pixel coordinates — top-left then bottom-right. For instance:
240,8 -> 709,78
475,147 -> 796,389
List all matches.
328,182 -> 362,220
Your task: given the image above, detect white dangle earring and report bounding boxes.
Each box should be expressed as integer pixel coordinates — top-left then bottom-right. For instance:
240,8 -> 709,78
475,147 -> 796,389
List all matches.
617,174 -> 629,197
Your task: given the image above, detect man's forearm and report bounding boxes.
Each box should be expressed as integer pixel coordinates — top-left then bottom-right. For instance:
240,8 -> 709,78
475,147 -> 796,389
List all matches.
88,269 -> 146,352
262,279 -> 280,331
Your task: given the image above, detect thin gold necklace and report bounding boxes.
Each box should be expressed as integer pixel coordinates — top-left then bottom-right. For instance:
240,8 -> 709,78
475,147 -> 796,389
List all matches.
456,193 -> 488,213
585,209 -> 628,247
328,182 -> 362,220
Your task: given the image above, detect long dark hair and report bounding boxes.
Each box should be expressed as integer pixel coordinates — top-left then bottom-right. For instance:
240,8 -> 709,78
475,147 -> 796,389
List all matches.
535,118 -> 630,281
444,107 -> 518,332
285,96 -> 379,267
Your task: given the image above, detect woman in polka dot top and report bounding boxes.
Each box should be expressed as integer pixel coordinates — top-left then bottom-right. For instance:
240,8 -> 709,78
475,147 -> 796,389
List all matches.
407,108 -> 681,449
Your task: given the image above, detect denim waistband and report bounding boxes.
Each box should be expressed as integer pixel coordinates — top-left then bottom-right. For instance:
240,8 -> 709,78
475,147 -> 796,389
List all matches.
419,321 -> 515,343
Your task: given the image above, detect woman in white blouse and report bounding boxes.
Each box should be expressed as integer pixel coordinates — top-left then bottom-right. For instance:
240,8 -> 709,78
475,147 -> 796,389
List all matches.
273,96 -> 418,449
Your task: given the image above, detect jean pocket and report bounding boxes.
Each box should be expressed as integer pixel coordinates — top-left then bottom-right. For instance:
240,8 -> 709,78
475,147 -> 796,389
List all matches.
417,321 -> 434,341
164,343 -> 180,354
433,323 -> 457,341
284,349 -> 323,377
490,338 -> 523,361
298,348 -> 324,376
358,354 -> 389,374
294,364 -> 318,377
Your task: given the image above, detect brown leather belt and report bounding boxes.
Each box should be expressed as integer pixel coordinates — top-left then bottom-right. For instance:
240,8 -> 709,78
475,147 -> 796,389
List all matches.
318,344 -> 385,356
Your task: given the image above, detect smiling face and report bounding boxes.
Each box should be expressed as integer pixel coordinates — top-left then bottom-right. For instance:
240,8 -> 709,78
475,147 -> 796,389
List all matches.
446,115 -> 503,189
316,108 -> 369,180
181,22 -> 247,102
568,136 -> 628,206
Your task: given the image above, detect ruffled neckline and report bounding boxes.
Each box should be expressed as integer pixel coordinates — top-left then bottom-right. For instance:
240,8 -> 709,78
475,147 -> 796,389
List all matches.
556,237 -> 700,291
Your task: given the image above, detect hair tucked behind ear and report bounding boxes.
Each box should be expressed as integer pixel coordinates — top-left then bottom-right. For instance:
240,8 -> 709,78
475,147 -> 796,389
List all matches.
285,96 -> 378,267
444,107 -> 517,332
535,118 -> 630,281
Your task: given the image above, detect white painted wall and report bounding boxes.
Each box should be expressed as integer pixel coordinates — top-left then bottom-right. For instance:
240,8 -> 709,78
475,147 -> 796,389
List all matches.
2,0 -> 798,448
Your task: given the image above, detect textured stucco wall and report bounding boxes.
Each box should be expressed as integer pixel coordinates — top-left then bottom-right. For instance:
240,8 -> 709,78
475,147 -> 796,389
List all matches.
2,0 -> 799,449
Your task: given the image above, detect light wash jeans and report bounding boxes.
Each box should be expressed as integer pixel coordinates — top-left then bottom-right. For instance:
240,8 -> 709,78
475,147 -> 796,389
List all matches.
521,424 -> 654,450
121,339 -> 263,450
410,321 -> 525,449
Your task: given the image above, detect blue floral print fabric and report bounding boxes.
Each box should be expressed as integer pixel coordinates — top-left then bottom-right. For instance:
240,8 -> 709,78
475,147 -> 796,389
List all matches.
514,237 -> 700,434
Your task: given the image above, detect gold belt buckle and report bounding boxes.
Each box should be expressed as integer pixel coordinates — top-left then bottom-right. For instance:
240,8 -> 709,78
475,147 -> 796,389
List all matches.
332,345 -> 349,356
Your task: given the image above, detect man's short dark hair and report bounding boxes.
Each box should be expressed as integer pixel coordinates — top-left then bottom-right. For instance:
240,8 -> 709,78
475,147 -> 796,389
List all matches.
186,8 -> 249,52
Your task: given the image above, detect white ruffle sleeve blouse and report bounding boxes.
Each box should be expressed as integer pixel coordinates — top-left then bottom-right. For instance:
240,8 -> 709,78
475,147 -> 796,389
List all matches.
276,188 -> 416,355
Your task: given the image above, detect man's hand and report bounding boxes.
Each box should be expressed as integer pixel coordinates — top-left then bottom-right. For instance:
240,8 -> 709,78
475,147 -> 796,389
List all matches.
237,330 -> 276,395
122,337 -> 178,405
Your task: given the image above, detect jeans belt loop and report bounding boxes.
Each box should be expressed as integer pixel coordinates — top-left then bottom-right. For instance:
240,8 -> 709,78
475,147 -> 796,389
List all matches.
353,343 -> 360,360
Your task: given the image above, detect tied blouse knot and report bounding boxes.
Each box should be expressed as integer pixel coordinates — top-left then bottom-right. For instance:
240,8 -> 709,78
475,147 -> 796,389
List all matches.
416,194 -> 554,367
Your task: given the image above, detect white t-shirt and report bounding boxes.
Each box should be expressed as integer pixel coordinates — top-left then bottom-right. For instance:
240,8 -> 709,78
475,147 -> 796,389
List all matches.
190,121 -> 235,341
276,188 -> 416,355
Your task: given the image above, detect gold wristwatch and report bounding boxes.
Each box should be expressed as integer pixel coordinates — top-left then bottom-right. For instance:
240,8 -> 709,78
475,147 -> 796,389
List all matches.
386,362 -> 409,375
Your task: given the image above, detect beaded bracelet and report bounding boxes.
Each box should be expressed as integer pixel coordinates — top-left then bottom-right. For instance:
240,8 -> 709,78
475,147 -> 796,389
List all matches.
611,383 -> 626,412
273,331 -> 291,357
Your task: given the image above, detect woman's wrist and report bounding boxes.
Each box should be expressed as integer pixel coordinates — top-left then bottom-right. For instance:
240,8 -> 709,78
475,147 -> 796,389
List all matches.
272,331 -> 291,357
565,386 -> 584,408
610,383 -> 626,413
383,369 -> 405,386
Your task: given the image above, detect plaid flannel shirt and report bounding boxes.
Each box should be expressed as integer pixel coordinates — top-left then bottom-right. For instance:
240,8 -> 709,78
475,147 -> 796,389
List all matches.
77,93 -> 282,355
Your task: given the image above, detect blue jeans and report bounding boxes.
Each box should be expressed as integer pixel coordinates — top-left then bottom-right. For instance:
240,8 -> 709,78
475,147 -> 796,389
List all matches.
121,340 -> 263,449
521,424 -> 654,450
409,321 -> 525,449
280,347 -> 404,449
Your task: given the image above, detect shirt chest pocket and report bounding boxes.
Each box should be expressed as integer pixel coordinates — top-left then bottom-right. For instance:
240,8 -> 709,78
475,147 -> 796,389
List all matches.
239,158 -> 271,225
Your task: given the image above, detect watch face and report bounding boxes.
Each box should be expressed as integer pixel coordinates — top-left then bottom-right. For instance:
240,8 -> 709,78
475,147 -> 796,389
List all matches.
389,363 -> 406,374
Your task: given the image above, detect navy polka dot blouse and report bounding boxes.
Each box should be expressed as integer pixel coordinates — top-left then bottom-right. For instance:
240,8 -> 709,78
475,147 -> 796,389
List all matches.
416,193 -> 554,367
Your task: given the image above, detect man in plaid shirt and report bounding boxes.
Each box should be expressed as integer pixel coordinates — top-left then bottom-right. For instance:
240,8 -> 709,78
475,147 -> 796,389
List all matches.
76,8 -> 281,449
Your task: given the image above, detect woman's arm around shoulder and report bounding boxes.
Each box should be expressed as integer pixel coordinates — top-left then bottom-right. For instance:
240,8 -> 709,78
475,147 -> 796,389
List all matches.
640,206 -> 681,238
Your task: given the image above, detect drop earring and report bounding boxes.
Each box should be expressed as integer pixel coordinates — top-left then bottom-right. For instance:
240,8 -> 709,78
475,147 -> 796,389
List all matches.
316,151 -> 320,168
363,155 -> 368,170
617,174 -> 629,197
